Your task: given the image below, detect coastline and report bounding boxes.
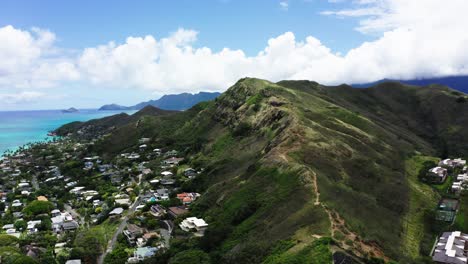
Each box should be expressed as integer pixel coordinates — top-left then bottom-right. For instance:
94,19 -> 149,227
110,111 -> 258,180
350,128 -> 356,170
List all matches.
0,109 -> 136,157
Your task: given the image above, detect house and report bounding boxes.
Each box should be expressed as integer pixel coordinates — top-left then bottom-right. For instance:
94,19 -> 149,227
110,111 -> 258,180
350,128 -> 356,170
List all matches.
18,182 -> 30,189
51,211 -> 77,232
440,158 -> 467,169
168,206 -> 189,219
6,228 -> 20,237
65,260 -> 82,264
36,196 -> 48,201
164,150 -> 178,157
176,192 -> 200,205
115,198 -> 131,206
62,221 -> 79,231
155,188 -> 169,201
3,223 -> 14,229
128,153 -> 141,160
93,200 -> 102,208
84,161 -> 94,169
163,157 -> 184,166
179,217 -> 208,237
127,246 -> 159,263
98,164 -> 113,173
139,138 -> 150,144
11,200 -> 22,208
428,167 -> 448,183
161,171 -> 173,177
51,209 -> 61,217
184,168 -> 197,178
136,232 -> 159,248
458,173 -> 468,182
70,186 -> 85,194
160,177 -> 176,186
153,149 -> 162,155
452,181 -> 467,194
109,207 -> 124,215
150,204 -> 166,218
433,231 -> 468,264
27,220 -> 42,233
149,179 -> 160,185
124,224 -> 144,245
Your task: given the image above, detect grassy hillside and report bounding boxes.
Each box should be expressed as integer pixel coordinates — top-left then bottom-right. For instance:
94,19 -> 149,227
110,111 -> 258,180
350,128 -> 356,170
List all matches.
58,78 -> 468,263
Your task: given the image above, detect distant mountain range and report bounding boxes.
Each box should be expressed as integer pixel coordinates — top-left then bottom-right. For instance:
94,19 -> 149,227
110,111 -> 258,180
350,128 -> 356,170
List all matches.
99,91 -> 221,111
352,75 -> 468,93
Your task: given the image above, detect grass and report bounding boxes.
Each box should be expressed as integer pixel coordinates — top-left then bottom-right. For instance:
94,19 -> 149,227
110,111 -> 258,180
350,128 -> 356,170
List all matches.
263,237 -> 333,264
431,175 -> 453,195
402,155 -> 440,259
454,193 -> 468,232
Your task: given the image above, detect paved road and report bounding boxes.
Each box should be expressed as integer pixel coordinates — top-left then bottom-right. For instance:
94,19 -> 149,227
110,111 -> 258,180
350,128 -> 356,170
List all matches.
97,197 -> 140,264
159,220 -> 173,249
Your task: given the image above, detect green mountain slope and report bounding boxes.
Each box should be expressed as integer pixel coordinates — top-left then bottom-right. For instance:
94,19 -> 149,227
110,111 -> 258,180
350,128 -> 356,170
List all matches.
58,78 -> 468,263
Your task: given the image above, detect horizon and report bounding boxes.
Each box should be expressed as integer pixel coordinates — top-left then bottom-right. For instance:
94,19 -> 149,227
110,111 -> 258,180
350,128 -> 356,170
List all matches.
1,0 -> 468,110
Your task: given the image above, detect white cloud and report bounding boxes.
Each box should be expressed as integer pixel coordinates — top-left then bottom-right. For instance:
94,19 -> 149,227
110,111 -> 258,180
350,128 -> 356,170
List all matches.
0,25 -> 79,89
0,0 -> 468,99
0,91 -> 45,104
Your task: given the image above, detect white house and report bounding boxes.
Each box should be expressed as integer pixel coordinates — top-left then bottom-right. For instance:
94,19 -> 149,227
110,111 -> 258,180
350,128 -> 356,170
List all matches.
433,231 -> 468,264
179,217 -> 208,237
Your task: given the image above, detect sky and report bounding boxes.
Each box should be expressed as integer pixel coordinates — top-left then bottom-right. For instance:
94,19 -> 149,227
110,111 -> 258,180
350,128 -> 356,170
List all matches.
0,0 -> 467,110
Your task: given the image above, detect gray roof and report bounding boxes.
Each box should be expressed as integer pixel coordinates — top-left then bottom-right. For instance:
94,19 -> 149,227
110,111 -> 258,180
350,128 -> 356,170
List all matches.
433,231 -> 468,264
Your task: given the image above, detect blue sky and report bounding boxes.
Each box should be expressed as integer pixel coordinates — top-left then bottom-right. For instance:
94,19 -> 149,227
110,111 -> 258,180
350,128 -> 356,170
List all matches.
0,0 -> 371,55
0,0 -> 466,110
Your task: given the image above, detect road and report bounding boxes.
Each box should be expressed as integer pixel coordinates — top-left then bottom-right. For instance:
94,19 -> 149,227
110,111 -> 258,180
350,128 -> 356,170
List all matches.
159,220 -> 173,249
97,196 -> 141,264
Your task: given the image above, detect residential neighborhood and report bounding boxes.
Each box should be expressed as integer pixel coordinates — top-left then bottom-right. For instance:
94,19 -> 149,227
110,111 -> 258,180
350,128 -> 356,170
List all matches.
424,158 -> 468,264
0,135 -> 207,264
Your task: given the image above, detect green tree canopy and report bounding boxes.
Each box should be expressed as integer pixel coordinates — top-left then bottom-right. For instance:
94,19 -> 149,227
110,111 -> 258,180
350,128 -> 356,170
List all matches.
169,249 -> 211,264
22,201 -> 54,217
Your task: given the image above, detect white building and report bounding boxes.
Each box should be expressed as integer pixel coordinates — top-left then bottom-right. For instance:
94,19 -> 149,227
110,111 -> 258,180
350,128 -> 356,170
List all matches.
179,217 -> 208,237
433,231 -> 468,264
440,159 -> 467,169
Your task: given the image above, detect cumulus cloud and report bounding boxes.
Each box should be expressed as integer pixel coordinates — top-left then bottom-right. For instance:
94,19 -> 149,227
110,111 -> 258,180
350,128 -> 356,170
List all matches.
0,25 -> 79,89
0,0 -> 467,96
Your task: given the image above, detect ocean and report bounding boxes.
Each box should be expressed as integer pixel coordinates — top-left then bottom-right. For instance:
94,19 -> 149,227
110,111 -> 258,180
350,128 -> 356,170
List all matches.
0,109 -> 136,156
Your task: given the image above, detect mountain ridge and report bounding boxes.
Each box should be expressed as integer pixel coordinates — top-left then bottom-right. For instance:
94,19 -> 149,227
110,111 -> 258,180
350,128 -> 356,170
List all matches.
352,75 -> 468,93
57,78 -> 468,263
99,91 -> 220,111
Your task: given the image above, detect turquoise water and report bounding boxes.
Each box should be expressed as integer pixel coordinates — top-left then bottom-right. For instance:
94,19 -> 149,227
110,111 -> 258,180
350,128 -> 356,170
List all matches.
0,109 -> 136,156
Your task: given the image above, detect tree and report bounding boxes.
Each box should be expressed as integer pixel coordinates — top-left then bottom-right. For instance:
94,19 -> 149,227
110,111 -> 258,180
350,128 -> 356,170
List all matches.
74,230 -> 105,263
22,201 -> 54,217
169,249 -> 211,264
14,220 -> 27,231
0,234 -> 19,247
104,245 -> 128,264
